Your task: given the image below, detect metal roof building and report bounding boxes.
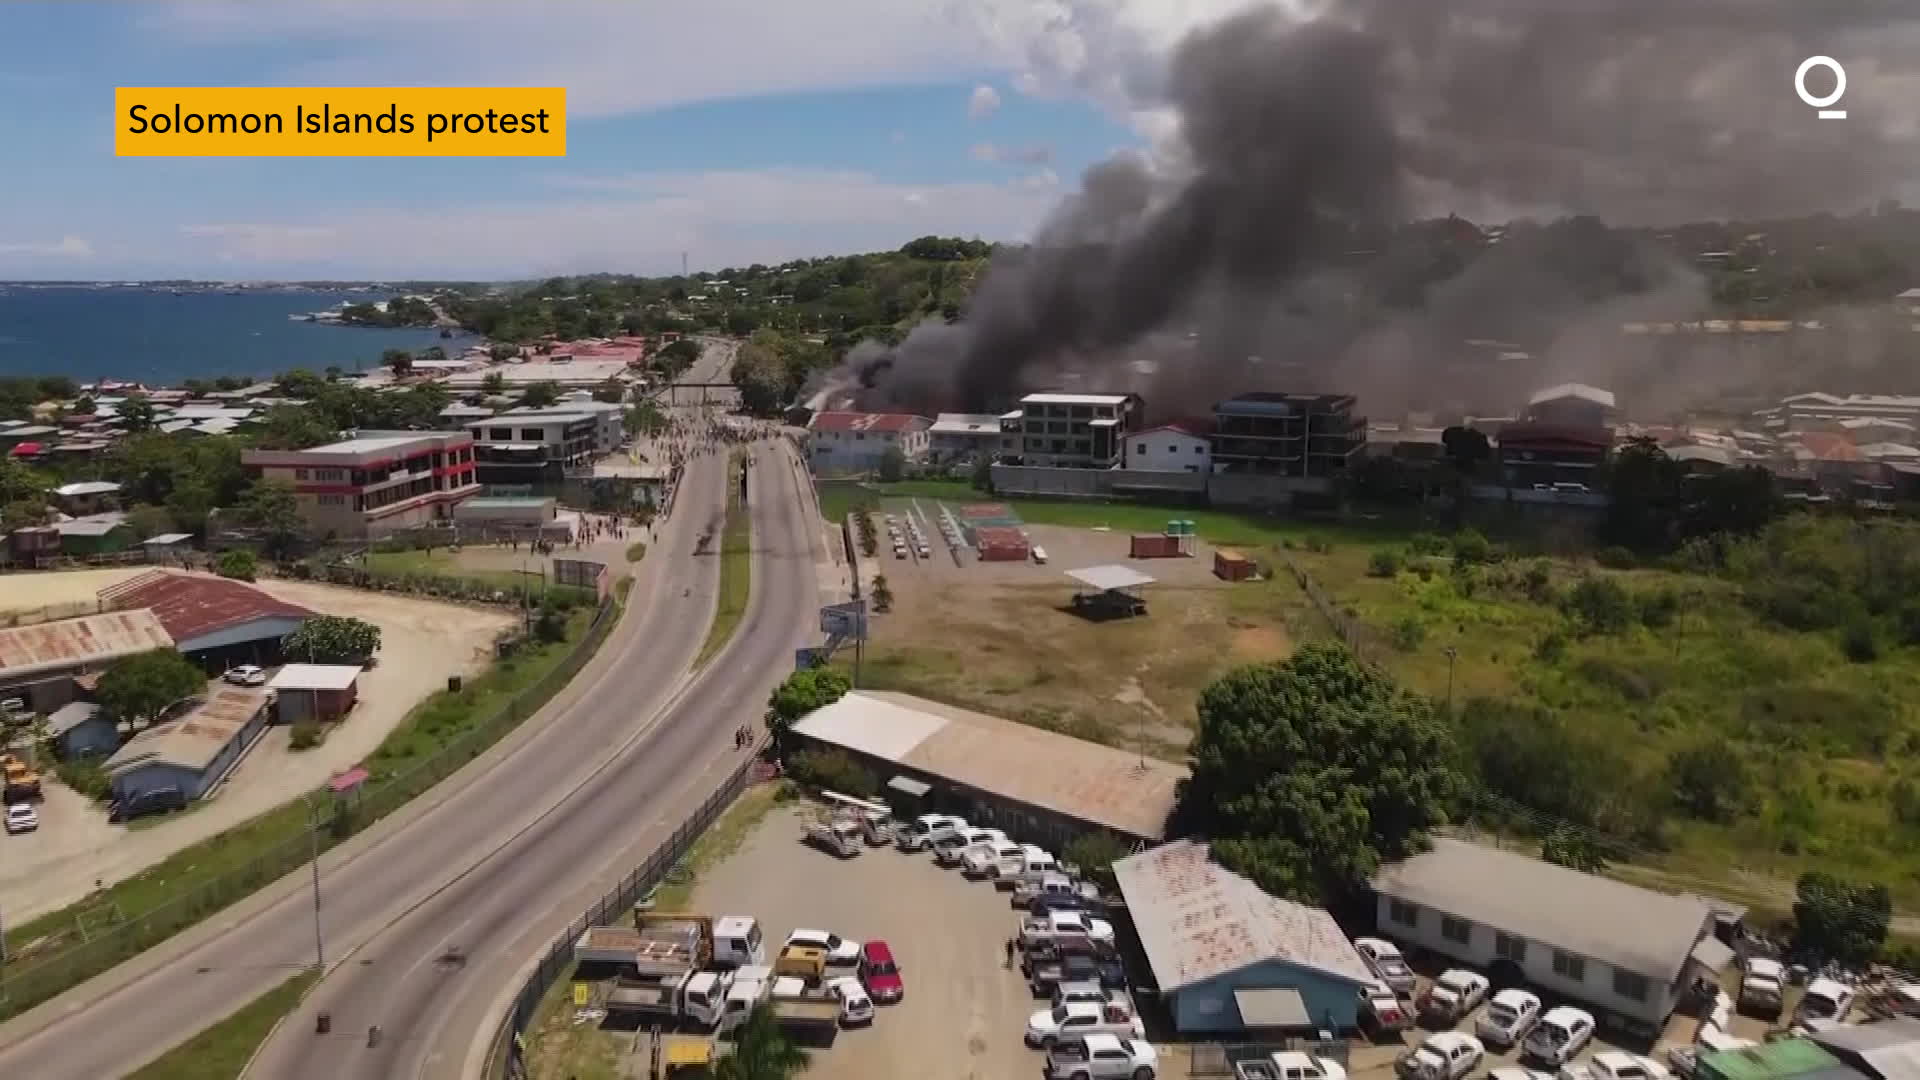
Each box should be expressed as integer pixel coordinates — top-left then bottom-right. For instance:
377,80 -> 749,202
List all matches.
104,685 -> 272,803
98,572 -> 313,667
1114,840 -> 1373,1034
0,609 -> 174,685
789,690 -> 1183,846
1807,1020 -> 1920,1080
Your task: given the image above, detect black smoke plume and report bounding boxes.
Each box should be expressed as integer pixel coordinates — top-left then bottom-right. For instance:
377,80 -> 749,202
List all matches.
842,0 -> 1920,420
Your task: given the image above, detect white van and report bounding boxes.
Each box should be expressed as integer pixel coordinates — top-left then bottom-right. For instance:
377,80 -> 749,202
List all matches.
1795,978 -> 1855,1028
713,915 -> 765,969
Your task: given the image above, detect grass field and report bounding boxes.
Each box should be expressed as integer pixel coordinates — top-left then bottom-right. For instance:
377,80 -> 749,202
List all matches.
363,547 -> 533,589
126,968 -> 317,1080
696,452 -> 753,668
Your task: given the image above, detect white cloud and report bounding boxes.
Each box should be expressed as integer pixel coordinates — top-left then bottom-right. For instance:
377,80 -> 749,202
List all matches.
967,84 -> 1003,120
1017,168 -> 1060,190
174,168 -> 1055,277
971,141 -> 1054,165
0,235 -> 93,258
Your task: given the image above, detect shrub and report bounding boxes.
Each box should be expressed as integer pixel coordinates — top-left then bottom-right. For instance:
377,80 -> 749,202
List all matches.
1450,528 -> 1491,565
289,722 -> 322,750
786,749 -> 876,798
1413,564 -> 1433,582
1303,535 -> 1332,554
1639,589 -> 1680,628
1390,616 -> 1426,652
1892,779 -> 1920,827
1843,616 -> 1880,663
1522,560 -> 1553,602
1595,545 -> 1637,570
1408,532 -> 1446,556
55,758 -> 110,801
215,548 -> 258,582
1563,576 -> 1634,634
1064,832 -> 1130,891
534,608 -> 567,643
1535,629 -> 1568,661
1367,550 -> 1401,578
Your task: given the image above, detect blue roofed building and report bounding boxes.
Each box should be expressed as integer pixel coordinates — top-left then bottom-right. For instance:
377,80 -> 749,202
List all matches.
1113,840 -> 1375,1035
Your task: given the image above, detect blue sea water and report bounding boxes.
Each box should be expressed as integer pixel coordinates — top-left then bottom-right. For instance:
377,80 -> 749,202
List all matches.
0,286 -> 479,386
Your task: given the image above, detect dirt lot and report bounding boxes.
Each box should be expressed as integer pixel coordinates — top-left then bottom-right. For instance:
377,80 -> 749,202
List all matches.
0,582 -> 512,921
0,566 -> 153,622
690,800 -> 1051,1080
855,503 -> 1317,756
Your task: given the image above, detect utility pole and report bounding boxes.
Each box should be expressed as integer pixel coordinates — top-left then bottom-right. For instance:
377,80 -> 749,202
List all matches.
307,794 -> 325,971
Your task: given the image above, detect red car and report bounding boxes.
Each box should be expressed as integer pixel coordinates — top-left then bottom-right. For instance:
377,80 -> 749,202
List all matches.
860,940 -> 904,1003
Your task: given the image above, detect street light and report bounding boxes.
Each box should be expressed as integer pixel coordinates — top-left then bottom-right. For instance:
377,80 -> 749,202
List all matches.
305,792 -> 325,971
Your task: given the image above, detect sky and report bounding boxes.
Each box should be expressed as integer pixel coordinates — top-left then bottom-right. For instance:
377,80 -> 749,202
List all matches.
0,0 -> 1255,281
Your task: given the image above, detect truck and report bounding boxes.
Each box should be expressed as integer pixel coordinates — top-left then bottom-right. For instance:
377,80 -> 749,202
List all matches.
803,818 -> 864,858
1011,871 -> 1084,908
1,755 -> 41,802
634,1031 -> 723,1080
1000,848 -> 1062,892
1737,957 -> 1785,1018
712,915 -> 765,970
818,790 -> 894,845
769,975 -> 841,1046
1019,910 -> 1117,948
717,964 -> 773,1033
604,969 -> 733,1028
896,813 -> 968,852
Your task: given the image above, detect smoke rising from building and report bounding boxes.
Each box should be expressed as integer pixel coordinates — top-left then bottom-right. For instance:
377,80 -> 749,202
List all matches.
844,0 -> 1920,420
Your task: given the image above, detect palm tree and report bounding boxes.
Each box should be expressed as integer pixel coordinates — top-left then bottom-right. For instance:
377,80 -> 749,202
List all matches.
714,1005 -> 809,1080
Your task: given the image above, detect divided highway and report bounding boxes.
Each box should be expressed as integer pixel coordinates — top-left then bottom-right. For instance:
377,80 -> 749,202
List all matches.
0,386 -> 828,1076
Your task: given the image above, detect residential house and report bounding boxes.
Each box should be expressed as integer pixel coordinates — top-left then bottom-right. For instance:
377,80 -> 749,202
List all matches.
928,413 -> 1016,464
1125,419 -> 1214,472
104,685 -> 272,804
805,412 -> 932,474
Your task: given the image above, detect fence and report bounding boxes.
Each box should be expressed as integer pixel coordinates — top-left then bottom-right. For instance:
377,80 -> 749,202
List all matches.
0,594 -> 618,1025
1188,1037 -> 1351,1077
487,750 -> 767,1080
291,557 -> 599,612
1273,551 -> 1385,664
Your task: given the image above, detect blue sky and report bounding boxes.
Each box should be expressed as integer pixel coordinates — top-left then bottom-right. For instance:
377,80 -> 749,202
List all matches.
0,0 -> 1203,280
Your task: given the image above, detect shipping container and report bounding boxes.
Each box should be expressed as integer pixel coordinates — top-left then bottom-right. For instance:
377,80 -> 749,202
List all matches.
1214,549 -> 1254,581
1131,533 -> 1180,558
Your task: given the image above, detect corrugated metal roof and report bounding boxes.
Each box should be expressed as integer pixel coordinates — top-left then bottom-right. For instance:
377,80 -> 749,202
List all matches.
1808,1018 -> 1920,1080
268,664 -> 361,691
807,411 -> 931,433
105,685 -> 267,774
45,701 -> 103,737
0,609 -> 174,681
1115,840 -> 1374,994
98,572 -> 312,646
1528,383 -> 1617,409
1372,837 -> 1712,982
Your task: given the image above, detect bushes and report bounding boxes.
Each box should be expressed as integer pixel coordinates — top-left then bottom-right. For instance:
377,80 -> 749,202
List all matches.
54,758 -> 110,801
1367,549 -> 1401,578
786,749 -> 876,798
1450,528 -> 1491,566
288,722 -> 322,750
1842,616 -> 1880,663
1638,588 -> 1680,628
214,548 -> 257,582
1562,576 -> 1634,634
1390,616 -> 1426,652
1595,545 -> 1637,570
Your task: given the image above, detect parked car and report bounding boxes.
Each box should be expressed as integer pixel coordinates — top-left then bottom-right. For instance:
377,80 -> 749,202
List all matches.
1032,546 -> 1049,564
1236,1052 -> 1348,1080
963,841 -> 1026,878
1044,1033 -> 1159,1080
1476,988 -> 1543,1050
1053,980 -> 1125,1009
5,802 -> 38,834
803,818 -> 864,858
108,786 -> 187,823
1739,958 -> 1786,1017
895,814 -> 967,851
1355,937 -> 1417,996
1027,938 -> 1127,992
1420,970 -> 1490,1026
784,928 -> 861,967
1396,1033 -> 1484,1080
826,975 -> 874,1026
1558,1052 -> 1669,1080
1523,1007 -> 1596,1068
934,827 -> 1007,866
1026,1000 -> 1145,1048
1019,910 -> 1116,947
859,940 -> 903,1003
1360,980 -> 1413,1038
1490,1069 -> 1555,1080
1013,870 -> 1083,907
1794,977 -> 1856,1029
223,664 -> 268,686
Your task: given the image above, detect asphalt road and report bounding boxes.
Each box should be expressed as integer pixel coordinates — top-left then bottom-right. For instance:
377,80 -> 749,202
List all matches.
0,345 -> 826,1079
248,433 -> 821,1079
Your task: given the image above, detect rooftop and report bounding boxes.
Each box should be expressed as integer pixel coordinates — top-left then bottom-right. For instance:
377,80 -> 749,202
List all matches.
1528,383 -> 1617,409
1701,1038 -> 1849,1080
105,685 -> 269,775
268,664 -> 362,691
791,691 -> 1184,840
1372,836 -> 1712,982
0,609 -> 174,682
807,411 -> 931,434
1066,564 -> 1157,592
53,512 -> 130,537
98,571 -> 314,646
1021,392 -> 1136,407
53,481 -> 121,497
1114,840 -> 1375,994
45,701 -> 103,738
1137,418 -> 1214,438
307,433 -> 429,455
930,413 -> 1008,434
1807,1018 -> 1920,1080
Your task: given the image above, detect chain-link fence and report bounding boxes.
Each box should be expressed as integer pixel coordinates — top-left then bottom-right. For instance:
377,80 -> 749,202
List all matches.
1274,551 -> 1385,663
488,750 -> 766,1080
0,594 -> 618,1024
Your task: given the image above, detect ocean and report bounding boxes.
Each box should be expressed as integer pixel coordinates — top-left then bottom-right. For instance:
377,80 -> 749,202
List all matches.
0,286 -> 479,386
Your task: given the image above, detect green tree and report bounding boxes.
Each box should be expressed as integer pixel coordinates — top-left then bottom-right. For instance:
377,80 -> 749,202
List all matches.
765,667 -> 852,745
383,348 -> 413,376
0,455 -> 52,505
877,445 -> 906,482
116,397 -> 157,433
1666,740 -> 1748,822
786,749 -> 876,797
1541,826 -> 1608,873
95,649 -> 205,729
1456,698 -> 1623,828
253,404 -> 340,450
1562,576 -> 1634,634
626,399 -> 667,438
1063,832 -> 1130,891
1792,872 -> 1891,968
731,341 -> 786,415
487,343 -> 520,363
971,457 -> 993,493
870,575 -> 893,613
481,371 -> 508,394
1440,425 -> 1491,476
214,548 -> 258,582
520,381 -> 561,408
240,477 -> 303,557
712,1004 -> 809,1080
592,378 -> 627,404
281,615 -> 382,663
1184,643 -> 1460,900
1367,549 -> 1401,578
274,368 -> 327,399
1601,437 -> 1681,552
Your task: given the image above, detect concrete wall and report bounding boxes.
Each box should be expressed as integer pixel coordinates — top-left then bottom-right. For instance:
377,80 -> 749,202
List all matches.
1172,960 -> 1364,1035
1206,474 -> 1333,509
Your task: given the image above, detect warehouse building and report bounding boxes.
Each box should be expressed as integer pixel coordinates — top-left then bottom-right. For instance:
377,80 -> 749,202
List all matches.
0,609 -> 175,714
1115,840 -> 1375,1035
788,690 -> 1184,849
99,571 -> 314,671
267,664 -> 362,724
1371,837 -> 1725,1034
103,685 -> 272,804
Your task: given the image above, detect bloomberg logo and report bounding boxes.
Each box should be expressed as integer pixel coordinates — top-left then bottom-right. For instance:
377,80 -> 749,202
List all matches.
1796,56 -> 1848,119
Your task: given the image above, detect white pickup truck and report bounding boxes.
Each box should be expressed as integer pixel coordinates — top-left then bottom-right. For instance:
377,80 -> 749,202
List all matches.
1019,910 -> 1116,947
1738,957 -> 1785,1017
963,841 -> 1027,878
1558,1052 -> 1669,1080
896,813 -> 968,851
935,827 -> 1008,866
803,818 -> 864,858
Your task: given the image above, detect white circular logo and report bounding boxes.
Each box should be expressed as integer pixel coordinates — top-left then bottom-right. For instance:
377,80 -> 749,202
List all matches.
1795,56 -> 1848,118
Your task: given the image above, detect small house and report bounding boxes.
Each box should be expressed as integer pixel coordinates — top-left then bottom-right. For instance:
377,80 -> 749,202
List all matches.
53,513 -> 136,556
267,664 -> 361,724
104,686 -> 271,804
46,701 -> 118,758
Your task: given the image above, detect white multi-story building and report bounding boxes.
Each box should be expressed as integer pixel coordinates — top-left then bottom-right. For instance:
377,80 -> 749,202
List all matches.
929,413 -> 1017,464
243,431 -> 480,539
1014,392 -> 1142,468
1125,419 -> 1213,472
806,412 -> 931,474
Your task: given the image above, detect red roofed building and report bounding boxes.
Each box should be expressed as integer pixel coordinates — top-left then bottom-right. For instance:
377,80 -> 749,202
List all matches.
1495,422 -> 1614,489
99,571 -> 315,671
1126,418 -> 1215,473
806,411 -> 932,474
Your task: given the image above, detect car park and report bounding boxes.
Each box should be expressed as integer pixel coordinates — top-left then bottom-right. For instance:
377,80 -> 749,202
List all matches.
1739,957 -> 1785,1017
1397,1032 -> 1484,1080
1044,1033 -> 1159,1080
223,664 -> 268,686
1355,937 -> 1417,996
784,928 -> 861,967
1025,1000 -> 1145,1048
1523,1007 -> 1596,1067
1419,969 -> 1490,1026
826,975 -> 875,1026
858,940 -> 902,1003
1026,940 -> 1124,997
1476,988 -> 1543,1050
5,802 -> 37,833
